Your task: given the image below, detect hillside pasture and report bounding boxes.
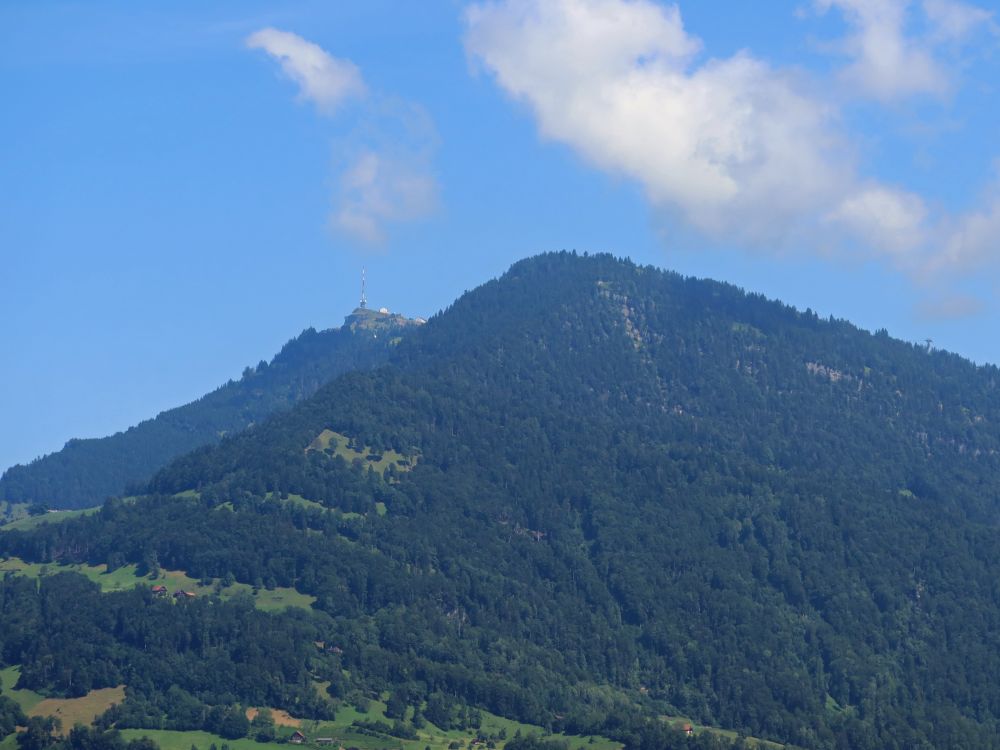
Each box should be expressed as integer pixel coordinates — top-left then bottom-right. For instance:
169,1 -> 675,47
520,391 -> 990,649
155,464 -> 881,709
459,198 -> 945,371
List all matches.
0,666 -> 44,712
245,708 -> 302,728
295,696 -> 622,750
0,558 -> 315,612
0,507 -> 98,532
660,715 -> 788,749
306,430 -> 417,478
119,729 -> 288,750
0,558 -> 147,593
29,686 -> 125,734
157,569 -> 316,611
0,501 -> 29,526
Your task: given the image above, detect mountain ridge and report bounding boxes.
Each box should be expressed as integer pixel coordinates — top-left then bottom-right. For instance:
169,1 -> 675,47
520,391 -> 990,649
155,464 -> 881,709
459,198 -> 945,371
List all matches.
0,310 -> 423,510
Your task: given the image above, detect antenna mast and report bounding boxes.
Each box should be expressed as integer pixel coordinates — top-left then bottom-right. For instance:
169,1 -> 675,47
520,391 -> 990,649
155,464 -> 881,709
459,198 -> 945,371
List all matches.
360,267 -> 367,309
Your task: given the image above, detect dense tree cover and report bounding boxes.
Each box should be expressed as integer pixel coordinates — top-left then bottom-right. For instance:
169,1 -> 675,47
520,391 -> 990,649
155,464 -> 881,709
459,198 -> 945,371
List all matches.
0,573 -> 334,730
0,314 -> 416,509
5,253 -> 1000,749
16,718 -> 158,750
1,693 -> 28,739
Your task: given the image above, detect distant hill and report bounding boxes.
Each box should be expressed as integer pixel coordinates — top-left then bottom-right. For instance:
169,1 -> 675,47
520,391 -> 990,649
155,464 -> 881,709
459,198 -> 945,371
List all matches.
0,308 -> 422,509
4,253 -> 1000,749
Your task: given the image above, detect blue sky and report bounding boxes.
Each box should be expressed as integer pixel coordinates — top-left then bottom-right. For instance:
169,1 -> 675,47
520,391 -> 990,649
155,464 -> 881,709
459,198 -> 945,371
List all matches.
2,0 -> 999,472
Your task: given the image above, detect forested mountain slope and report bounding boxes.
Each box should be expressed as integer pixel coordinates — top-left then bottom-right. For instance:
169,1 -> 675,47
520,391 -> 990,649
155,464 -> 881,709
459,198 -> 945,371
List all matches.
0,310 -> 419,509
4,253 -> 1000,750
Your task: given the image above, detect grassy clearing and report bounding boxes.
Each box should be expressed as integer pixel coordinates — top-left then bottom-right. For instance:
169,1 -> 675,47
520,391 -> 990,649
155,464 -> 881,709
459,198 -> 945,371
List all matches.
0,558 -> 147,593
271,494 -> 358,521
251,587 -> 316,612
0,501 -> 29,525
292,698 -> 621,750
307,430 -> 417,478
245,709 -> 301,728
281,494 -> 328,512
156,569 -> 315,611
29,686 -> 126,734
731,322 -> 765,339
0,558 -> 315,612
4,677 -> 622,750
119,729 -> 288,750
271,493 -> 377,525
141,569 -> 316,612
0,507 -> 98,532
660,715 -> 786,749
0,666 -> 45,712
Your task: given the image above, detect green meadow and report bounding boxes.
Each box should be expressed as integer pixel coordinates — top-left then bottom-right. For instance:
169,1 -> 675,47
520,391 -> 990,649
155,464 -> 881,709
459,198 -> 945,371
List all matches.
0,506 -> 98,532
1,666 -> 45,712
285,696 -> 622,750
0,558 -> 315,612
306,430 -> 416,478
118,730 -> 287,750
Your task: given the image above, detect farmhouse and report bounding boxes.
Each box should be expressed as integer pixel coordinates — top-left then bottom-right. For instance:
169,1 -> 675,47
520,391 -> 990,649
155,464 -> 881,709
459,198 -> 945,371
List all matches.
151,585 -> 168,597
315,738 -> 335,745
682,723 -> 694,736
289,731 -> 306,744
173,590 -> 196,600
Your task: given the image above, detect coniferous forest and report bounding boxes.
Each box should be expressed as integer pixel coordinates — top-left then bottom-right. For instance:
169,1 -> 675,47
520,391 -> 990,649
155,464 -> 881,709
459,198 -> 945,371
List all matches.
5,253 -> 1000,749
0,315 -> 415,510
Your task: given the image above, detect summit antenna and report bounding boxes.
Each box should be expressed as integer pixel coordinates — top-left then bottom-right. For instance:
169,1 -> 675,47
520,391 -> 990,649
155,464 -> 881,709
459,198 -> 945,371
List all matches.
360,267 -> 367,309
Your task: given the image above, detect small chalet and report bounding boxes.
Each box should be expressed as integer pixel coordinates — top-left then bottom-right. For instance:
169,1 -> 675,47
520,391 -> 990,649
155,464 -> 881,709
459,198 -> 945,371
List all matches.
289,731 -> 306,745
682,723 -> 694,737
173,590 -> 196,600
151,585 -> 168,597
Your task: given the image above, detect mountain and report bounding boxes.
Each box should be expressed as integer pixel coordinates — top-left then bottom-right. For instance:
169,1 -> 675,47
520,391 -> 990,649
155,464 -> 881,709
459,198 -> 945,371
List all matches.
3,252 -> 1000,750
0,308 -> 422,510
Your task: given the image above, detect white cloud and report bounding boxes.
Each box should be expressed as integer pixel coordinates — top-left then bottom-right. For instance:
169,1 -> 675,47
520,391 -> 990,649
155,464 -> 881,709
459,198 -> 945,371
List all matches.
814,0 -> 996,102
829,185 -> 929,257
246,28 -> 366,113
466,0 -> 947,261
464,0 -> 1000,298
332,150 -> 438,245
328,97 -> 440,246
932,193 -> 1000,273
247,30 -> 439,245
923,0 -> 997,42
816,0 -> 949,101
466,0 -> 860,247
